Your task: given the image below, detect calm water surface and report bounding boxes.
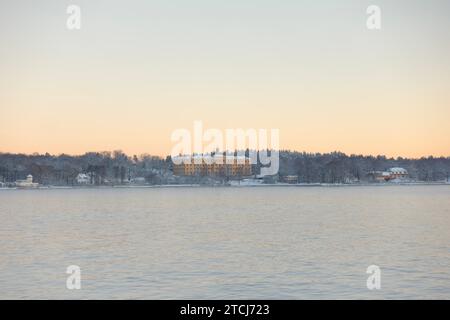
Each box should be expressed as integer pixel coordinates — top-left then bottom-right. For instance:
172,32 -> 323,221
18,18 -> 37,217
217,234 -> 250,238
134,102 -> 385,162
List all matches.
0,185 -> 449,299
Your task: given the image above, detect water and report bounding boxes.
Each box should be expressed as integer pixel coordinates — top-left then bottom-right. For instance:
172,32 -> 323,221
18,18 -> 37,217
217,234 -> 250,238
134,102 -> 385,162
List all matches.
0,185 -> 449,299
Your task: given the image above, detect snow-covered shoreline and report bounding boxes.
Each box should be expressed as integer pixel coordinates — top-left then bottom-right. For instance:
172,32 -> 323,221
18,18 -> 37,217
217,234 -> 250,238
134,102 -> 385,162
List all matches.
1,181 -> 449,190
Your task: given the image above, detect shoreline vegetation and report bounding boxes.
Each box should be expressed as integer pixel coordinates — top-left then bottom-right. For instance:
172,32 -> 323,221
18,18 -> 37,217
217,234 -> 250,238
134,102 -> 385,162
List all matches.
1,150 -> 450,188
1,181 -> 449,191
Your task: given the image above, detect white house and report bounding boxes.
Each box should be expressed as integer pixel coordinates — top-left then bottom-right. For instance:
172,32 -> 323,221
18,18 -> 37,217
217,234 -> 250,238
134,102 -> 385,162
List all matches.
76,173 -> 91,185
15,174 -> 39,188
388,167 -> 408,179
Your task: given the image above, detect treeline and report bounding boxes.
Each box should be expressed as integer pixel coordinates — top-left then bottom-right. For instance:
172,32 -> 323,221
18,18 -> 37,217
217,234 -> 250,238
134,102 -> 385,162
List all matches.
0,151 -> 170,185
278,151 -> 450,183
0,150 -> 449,185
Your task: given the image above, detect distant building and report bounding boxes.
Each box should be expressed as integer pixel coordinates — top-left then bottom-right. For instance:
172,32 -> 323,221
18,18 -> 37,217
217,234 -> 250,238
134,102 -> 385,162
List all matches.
15,174 -> 39,188
368,167 -> 408,182
131,177 -> 146,184
262,174 -> 278,184
76,173 -> 91,185
172,155 -> 252,177
367,171 -> 382,182
280,175 -> 298,184
388,167 -> 408,179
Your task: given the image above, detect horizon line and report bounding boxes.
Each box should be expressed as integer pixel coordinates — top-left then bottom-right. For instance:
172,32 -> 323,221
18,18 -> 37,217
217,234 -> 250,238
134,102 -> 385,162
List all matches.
1,150 -> 449,161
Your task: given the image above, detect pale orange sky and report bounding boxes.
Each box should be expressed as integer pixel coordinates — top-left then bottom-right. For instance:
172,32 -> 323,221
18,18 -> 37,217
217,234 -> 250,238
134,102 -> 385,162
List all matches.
1,1 -> 450,158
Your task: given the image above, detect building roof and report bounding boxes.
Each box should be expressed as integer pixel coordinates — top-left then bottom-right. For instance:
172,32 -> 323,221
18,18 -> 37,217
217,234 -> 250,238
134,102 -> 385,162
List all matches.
388,167 -> 408,174
172,154 -> 250,164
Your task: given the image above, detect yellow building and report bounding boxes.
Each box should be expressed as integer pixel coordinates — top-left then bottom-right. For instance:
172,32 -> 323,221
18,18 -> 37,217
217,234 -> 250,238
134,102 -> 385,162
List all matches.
173,155 -> 252,177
